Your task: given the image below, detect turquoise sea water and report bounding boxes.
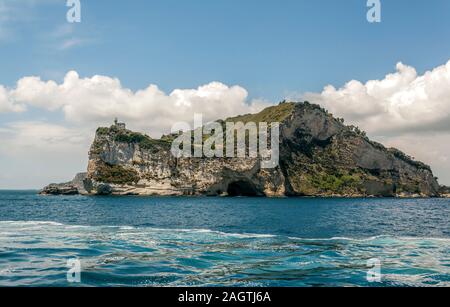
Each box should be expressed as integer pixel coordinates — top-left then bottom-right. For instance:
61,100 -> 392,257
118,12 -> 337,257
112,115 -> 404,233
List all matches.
0,191 -> 449,287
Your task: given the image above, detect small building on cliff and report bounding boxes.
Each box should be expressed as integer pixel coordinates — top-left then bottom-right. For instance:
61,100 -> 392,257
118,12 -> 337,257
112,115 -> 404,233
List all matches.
113,118 -> 126,130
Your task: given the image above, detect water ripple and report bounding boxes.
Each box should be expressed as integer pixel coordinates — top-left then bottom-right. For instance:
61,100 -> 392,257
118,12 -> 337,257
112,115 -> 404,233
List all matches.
0,221 -> 448,287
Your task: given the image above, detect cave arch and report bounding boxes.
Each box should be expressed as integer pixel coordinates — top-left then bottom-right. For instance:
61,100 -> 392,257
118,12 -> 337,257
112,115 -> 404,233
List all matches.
227,180 -> 260,197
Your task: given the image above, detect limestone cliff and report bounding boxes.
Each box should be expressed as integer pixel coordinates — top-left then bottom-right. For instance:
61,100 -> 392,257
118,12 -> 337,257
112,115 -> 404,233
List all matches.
41,102 -> 442,197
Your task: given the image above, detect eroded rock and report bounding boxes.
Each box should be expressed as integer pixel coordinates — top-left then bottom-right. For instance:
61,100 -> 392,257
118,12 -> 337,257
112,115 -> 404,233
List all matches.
42,102 -> 444,197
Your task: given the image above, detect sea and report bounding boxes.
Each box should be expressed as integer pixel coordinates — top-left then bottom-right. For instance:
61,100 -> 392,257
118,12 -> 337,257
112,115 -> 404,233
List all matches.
0,190 -> 449,287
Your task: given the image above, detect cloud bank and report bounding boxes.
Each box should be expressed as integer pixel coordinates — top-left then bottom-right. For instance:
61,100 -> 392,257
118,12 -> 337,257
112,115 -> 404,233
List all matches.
2,60 -> 450,188
304,60 -> 450,136
1,71 -> 269,136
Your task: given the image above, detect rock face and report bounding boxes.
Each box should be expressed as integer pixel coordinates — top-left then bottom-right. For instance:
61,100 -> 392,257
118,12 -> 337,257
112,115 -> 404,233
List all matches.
439,186 -> 450,198
42,102 -> 443,197
40,173 -> 87,195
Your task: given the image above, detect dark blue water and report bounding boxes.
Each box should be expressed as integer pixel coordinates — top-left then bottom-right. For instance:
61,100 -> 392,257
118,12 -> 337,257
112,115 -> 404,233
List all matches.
0,191 -> 449,286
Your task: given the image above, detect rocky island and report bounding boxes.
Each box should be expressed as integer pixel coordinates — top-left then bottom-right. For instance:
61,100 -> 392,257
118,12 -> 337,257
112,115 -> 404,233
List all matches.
41,101 -> 446,197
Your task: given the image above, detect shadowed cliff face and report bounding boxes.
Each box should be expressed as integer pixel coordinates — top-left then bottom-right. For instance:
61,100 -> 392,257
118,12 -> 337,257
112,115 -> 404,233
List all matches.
277,103 -> 440,197
42,102 -> 441,197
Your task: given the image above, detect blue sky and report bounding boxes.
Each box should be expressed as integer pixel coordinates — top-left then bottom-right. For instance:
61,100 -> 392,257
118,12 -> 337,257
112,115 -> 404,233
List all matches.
0,0 -> 449,100
1,0 -> 450,189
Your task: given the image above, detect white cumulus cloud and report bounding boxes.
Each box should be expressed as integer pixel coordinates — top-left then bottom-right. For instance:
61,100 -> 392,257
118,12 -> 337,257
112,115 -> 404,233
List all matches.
305,60 -> 450,135
0,85 -> 25,112
2,71 -> 270,136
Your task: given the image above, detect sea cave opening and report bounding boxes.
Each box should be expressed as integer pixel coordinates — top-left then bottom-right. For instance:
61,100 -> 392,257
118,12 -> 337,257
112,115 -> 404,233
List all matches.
227,180 -> 260,197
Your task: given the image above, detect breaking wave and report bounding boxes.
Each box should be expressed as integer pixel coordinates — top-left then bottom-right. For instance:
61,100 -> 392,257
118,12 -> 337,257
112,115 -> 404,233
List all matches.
0,221 -> 449,287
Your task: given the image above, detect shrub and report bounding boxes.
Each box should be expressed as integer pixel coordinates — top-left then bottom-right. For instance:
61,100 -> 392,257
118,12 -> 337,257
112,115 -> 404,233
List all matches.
114,131 -> 171,151
94,162 -> 139,185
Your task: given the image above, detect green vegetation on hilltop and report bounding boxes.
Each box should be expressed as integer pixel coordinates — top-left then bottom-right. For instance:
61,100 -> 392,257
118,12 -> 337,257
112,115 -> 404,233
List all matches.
114,131 -> 170,150
226,102 -> 296,124
96,127 -> 111,136
94,162 -> 139,185
95,126 -> 172,153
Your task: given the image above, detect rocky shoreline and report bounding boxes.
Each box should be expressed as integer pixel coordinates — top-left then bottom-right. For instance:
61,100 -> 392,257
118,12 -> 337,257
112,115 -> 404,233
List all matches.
39,171 -> 450,198
41,102 -> 448,198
